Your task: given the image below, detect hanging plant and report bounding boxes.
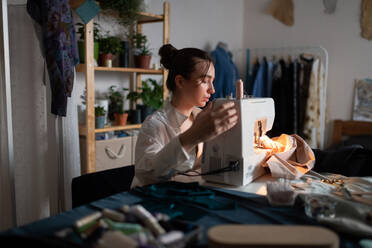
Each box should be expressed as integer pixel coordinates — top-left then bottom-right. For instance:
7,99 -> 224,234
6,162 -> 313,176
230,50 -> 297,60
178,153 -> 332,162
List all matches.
96,0 -> 145,28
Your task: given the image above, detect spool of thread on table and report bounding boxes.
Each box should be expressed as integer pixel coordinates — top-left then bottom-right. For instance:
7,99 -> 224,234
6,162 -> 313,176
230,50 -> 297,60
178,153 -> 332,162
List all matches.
131,205 -> 166,236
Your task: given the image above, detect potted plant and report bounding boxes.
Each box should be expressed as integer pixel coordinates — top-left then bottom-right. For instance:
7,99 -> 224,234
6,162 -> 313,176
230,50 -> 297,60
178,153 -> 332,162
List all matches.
95,106 -> 106,129
76,22 -> 101,63
113,104 -> 128,126
98,36 -> 122,67
125,89 -> 141,124
127,78 -> 163,122
107,86 -> 128,126
96,0 -> 145,28
131,32 -> 152,69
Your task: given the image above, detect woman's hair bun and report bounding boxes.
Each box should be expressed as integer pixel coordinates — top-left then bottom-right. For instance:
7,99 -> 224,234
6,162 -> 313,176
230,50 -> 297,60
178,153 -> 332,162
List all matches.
159,44 -> 178,69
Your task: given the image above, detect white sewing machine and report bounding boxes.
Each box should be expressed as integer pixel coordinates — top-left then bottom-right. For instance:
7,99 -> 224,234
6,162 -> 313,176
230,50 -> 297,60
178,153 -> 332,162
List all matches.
201,97 -> 275,186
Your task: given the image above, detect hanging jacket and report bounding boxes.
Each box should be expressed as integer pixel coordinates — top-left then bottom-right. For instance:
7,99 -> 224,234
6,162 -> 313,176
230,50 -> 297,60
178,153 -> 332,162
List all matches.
27,0 -> 79,116
246,59 -> 260,96
252,57 -> 268,97
210,45 -> 239,100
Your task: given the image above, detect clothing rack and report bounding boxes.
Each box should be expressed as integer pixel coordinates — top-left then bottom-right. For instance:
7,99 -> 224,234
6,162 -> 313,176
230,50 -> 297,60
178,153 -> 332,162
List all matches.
247,46 -> 328,149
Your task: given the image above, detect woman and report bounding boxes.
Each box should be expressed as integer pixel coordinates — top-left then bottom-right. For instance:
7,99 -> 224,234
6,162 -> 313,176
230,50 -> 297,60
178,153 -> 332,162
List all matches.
132,44 -> 238,187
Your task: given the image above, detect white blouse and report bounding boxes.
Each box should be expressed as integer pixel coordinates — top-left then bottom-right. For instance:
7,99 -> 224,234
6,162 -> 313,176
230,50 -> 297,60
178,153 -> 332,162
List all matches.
131,100 -> 202,187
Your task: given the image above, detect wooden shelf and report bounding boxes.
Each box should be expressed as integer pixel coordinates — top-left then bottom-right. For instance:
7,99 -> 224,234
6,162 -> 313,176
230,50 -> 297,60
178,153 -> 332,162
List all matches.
79,124 -> 142,136
75,64 -> 163,74
137,12 -> 164,24
95,66 -> 163,74
79,2 -> 169,174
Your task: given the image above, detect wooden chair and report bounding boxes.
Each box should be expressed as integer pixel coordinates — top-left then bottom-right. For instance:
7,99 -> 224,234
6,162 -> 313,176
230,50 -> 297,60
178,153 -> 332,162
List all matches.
332,120 -> 372,146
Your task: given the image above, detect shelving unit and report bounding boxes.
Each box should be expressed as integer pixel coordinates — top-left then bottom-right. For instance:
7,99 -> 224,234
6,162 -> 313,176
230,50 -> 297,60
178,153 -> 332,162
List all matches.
80,2 -> 169,174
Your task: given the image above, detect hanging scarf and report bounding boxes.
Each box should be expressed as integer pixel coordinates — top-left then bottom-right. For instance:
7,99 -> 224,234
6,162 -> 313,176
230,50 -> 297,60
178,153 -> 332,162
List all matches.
27,0 -> 79,116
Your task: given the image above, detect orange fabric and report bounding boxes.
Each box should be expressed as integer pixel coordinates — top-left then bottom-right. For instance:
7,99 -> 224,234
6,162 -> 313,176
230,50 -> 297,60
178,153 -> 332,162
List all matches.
261,134 -> 315,179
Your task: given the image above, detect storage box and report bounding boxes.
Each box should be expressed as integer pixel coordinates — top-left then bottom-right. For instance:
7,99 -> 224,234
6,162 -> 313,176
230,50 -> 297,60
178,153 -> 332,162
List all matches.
80,136 -> 137,172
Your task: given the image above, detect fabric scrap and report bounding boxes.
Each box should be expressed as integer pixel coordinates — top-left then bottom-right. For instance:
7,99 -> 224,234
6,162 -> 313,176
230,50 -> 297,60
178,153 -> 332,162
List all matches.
261,134 -> 315,179
75,0 -> 101,24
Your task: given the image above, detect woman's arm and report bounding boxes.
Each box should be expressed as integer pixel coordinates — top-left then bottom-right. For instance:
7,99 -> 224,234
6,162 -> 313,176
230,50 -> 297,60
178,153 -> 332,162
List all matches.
135,120 -> 192,184
180,101 -> 238,152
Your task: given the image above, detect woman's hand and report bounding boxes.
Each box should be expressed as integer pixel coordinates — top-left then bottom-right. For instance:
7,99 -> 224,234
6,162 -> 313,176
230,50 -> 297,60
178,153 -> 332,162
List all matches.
180,101 -> 238,152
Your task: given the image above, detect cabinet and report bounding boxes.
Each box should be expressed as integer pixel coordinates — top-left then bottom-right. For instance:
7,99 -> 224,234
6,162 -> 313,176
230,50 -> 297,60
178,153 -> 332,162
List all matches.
78,2 -> 169,174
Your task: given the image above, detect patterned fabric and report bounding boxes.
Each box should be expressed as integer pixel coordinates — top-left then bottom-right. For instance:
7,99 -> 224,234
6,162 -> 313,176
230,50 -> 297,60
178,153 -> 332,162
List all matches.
303,58 -> 325,148
27,0 -> 79,116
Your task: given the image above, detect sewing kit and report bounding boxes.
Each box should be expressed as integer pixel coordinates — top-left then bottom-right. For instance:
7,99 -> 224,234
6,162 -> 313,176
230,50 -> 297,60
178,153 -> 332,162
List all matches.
54,204 -> 202,248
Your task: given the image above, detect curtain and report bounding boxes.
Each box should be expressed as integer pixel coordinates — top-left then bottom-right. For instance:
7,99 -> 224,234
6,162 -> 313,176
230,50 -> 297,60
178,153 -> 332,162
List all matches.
0,5 -> 80,229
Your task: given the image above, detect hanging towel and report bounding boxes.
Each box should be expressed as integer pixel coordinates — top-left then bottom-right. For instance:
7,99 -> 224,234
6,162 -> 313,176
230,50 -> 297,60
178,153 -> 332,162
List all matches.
210,44 -> 239,100
27,0 -> 79,116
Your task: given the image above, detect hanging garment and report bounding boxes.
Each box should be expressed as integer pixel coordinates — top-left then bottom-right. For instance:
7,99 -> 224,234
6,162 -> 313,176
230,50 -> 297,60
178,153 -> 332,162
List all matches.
252,57 -> 268,97
266,60 -> 275,97
27,0 -> 79,116
270,59 -> 294,137
293,59 -> 300,134
245,49 -> 251,95
246,59 -> 260,96
317,60 -> 326,148
303,59 -> 321,148
298,55 -> 314,138
286,60 -> 295,134
269,59 -> 283,137
210,44 -> 239,100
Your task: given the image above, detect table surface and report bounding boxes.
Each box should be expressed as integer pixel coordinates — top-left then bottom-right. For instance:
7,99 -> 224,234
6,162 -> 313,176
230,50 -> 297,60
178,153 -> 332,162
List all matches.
1,177 -> 362,248
173,172 -> 277,196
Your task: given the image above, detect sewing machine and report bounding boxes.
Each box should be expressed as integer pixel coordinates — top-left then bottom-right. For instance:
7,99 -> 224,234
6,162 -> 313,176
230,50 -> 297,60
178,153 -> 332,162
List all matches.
201,98 -> 275,186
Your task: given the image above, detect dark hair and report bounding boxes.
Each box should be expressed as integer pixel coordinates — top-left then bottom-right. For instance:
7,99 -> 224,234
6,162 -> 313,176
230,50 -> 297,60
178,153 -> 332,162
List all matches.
159,44 -> 213,92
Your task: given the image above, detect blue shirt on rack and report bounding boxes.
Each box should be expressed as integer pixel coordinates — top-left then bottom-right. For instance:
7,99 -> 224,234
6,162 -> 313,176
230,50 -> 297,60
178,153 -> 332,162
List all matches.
210,45 -> 239,100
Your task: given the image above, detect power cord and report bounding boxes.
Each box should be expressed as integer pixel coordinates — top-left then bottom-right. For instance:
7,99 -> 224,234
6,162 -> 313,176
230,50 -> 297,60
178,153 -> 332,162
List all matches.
177,160 -> 240,177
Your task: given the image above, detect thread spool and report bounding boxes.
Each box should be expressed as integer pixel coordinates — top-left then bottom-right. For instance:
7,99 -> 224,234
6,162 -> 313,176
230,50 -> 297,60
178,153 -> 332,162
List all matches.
236,79 -> 244,99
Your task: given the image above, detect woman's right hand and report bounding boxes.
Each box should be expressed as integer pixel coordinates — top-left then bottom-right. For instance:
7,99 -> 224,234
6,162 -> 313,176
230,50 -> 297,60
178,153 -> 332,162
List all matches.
180,101 -> 238,152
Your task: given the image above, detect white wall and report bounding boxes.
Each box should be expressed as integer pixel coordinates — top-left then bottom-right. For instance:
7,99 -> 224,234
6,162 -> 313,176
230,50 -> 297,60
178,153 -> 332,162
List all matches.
243,0 -> 372,146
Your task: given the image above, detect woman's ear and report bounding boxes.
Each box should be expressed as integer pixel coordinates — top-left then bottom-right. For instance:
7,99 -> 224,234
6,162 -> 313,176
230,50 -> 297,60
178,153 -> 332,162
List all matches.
175,75 -> 185,89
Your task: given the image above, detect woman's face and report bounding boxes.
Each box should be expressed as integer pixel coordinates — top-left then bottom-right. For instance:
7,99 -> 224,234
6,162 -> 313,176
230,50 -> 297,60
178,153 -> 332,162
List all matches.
180,61 -> 215,107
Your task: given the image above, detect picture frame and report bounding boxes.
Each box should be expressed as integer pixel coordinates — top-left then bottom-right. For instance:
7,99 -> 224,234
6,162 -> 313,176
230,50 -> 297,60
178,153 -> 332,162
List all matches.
352,79 -> 372,121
